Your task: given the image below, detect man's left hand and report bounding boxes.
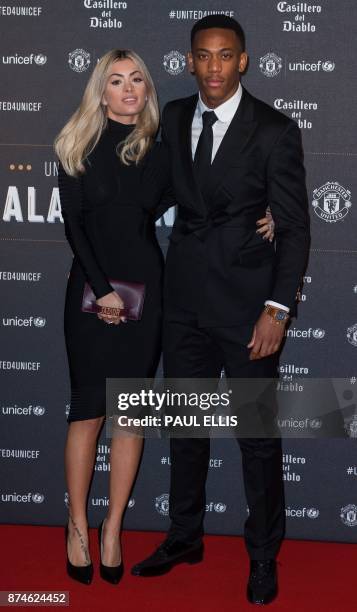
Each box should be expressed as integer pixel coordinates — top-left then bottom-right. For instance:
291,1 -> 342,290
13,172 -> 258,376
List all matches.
247,310 -> 287,360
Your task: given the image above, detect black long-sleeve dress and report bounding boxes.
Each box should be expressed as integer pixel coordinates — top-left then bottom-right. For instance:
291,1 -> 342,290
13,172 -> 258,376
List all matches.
58,118 -> 169,422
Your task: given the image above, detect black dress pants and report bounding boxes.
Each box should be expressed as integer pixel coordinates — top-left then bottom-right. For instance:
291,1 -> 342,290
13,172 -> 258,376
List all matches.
163,312 -> 285,561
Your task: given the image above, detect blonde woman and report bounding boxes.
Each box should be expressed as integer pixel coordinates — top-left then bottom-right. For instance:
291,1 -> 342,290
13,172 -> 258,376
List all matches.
55,48 -> 274,587
55,49 -> 169,586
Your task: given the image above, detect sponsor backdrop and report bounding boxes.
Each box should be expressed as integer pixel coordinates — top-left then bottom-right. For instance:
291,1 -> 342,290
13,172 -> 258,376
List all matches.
0,1 -> 356,541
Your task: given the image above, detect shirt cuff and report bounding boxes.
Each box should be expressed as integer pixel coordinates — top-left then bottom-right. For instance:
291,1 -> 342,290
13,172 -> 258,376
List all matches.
264,300 -> 290,313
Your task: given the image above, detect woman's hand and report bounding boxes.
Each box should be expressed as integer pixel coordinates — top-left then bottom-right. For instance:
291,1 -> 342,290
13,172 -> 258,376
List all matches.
256,207 -> 275,242
96,291 -> 126,325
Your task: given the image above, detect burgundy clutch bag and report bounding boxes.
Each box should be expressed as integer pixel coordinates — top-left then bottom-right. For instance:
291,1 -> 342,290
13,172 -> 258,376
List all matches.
81,279 -> 146,321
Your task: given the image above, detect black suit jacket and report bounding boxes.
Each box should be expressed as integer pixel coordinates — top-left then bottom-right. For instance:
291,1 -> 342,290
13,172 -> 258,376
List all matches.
161,87 -> 310,326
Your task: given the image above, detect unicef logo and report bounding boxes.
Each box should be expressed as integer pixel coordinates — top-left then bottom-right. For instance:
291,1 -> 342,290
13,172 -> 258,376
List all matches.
163,51 -> 186,76
32,493 -> 44,503
33,405 -> 45,416
322,61 -> 335,72
309,419 -> 322,429
68,49 -> 91,73
33,317 -> 46,328
340,504 -> 357,527
259,52 -> 283,77
312,329 -> 325,339
307,507 -> 319,519
34,54 -> 47,66
214,502 -> 227,513
64,492 -> 69,507
312,181 -> 352,223
65,403 -> 70,417
347,324 -> 357,348
155,493 -> 169,516
127,498 -> 135,509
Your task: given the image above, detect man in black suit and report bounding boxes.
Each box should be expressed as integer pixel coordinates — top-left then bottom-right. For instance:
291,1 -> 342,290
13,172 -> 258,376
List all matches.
132,15 -> 310,605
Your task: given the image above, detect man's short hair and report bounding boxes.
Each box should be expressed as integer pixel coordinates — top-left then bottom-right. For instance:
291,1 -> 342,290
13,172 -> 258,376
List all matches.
191,15 -> 246,51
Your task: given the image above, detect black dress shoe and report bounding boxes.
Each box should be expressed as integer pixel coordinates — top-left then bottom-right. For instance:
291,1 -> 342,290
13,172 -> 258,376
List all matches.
247,559 -> 278,605
98,519 -> 124,584
65,526 -> 93,585
131,537 -> 204,577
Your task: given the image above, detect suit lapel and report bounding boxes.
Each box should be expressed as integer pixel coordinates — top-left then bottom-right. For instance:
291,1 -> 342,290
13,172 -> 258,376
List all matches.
178,94 -> 208,215
207,88 -> 258,204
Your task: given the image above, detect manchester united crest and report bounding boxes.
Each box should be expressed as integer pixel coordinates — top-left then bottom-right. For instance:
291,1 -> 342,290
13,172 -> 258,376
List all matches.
312,181 -> 352,222
340,504 -> 357,527
163,50 -> 186,75
259,52 -> 283,77
68,48 -> 91,73
347,414 -> 357,438
155,493 -> 169,515
347,323 -> 357,347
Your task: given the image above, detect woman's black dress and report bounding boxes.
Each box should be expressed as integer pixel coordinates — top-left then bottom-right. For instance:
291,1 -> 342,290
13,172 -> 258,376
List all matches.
58,119 -> 168,422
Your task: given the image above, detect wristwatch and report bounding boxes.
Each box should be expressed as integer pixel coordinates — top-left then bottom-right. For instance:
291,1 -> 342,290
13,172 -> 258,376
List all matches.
264,304 -> 289,324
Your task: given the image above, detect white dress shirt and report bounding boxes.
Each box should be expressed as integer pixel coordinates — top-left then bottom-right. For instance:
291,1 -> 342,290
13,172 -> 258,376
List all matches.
191,82 -> 243,162
191,83 -> 289,313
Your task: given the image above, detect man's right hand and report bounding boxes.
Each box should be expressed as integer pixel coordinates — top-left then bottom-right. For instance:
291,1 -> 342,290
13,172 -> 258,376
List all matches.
96,291 -> 126,325
247,309 -> 286,360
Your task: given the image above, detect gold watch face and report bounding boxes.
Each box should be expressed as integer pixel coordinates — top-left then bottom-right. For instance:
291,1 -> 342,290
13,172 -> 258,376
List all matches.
275,310 -> 287,321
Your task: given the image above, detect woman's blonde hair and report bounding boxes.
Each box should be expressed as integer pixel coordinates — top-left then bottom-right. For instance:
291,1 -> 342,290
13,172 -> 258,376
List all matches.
54,49 -> 160,176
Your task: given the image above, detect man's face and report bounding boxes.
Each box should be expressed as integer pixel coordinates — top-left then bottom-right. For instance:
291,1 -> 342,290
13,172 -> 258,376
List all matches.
188,28 -> 248,108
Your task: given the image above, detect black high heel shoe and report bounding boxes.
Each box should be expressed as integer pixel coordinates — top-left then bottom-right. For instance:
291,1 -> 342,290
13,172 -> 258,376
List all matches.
65,525 -> 93,585
98,519 -> 124,584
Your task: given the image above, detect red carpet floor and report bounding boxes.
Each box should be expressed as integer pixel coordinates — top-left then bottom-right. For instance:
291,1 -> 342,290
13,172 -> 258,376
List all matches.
0,525 -> 355,611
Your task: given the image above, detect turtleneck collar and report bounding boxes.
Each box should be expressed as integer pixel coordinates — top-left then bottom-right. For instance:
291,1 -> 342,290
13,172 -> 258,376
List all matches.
107,116 -> 136,135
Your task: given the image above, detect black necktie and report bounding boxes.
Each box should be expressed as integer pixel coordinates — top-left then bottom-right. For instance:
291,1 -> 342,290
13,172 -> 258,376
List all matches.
193,110 -> 218,195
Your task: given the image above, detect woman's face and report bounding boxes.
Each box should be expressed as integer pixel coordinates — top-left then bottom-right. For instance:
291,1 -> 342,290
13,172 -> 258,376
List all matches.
102,58 -> 148,124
